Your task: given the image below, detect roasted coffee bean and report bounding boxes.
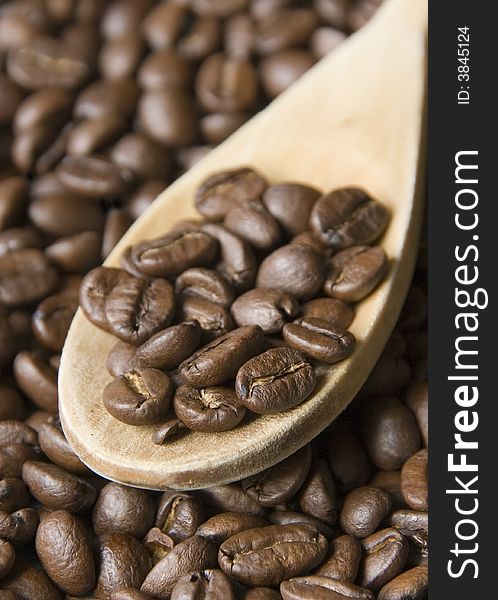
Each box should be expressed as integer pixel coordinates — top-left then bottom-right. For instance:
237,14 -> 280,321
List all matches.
0,384 -> 25,421
283,317 -> 355,364
255,9 -> 318,55
197,484 -> 265,516
29,193 -> 105,236
0,177 -> 28,230
13,351 -> 58,412
110,133 -> 170,181
103,368 -> 173,426
357,528 -> 408,591
261,183 -> 320,237
174,385 -> 246,433
140,1 -> 187,49
219,524 -> 327,587
361,397 -> 421,471
400,449 -> 428,511
242,446 -> 312,507
107,340 -> 137,377
35,510 -> 95,595
7,37 -> 90,91
0,75 -> 24,125
176,268 -> 235,308
96,533 -> 152,600
144,526 -> 175,563
101,208 -> 133,259
200,111 -> 248,144
138,87 -> 198,148
46,231 -> 102,273
99,33 -> 145,80
310,188 -> 389,250
24,411 -> 53,434
298,459 -> 337,525
22,460 -> 97,512
195,168 -> 267,222
38,416 -> 88,475
136,321 -> 201,371
0,507 -> 39,545
267,511 -> 334,540
324,246 -> 388,302
231,288 -> 299,335
80,267 -> 175,344
152,418 -> 187,445
280,576 -> 374,600
314,534 -> 361,581
14,87 -> 73,135
362,355 -> 411,396
301,298 -> 354,330
126,179 -> 166,219
369,471 -> 405,509
244,589 -> 281,600
257,244 -> 324,300
224,201 -> 281,251
0,226 -> 44,255
202,223 -> 258,292
138,49 -> 193,90
141,535 -> 218,599
377,566 -> 428,600
0,539 -> 15,579
1,561 -> 63,600
235,347 -> 316,414
327,421 -> 372,492
0,477 -> 29,512
56,155 -> 131,198
171,569 -> 235,600
177,15 -> 222,60
0,420 -> 37,448
260,50 -> 315,98
101,0 -> 153,39
180,326 -> 265,387
74,79 -> 139,120
404,380 -> 428,447
387,510 -> 428,550
179,297 -> 235,343
32,294 -> 78,352
156,491 -> 205,543
130,230 -> 218,279
340,486 -> 392,538
197,512 -> 268,544
311,26 -> 347,59
66,114 -> 127,157
0,249 -> 58,307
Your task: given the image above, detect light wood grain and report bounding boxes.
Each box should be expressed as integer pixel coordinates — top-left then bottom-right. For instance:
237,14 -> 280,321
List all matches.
59,0 -> 427,490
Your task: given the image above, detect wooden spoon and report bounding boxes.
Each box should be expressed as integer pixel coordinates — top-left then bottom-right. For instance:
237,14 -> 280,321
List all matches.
59,0 -> 427,490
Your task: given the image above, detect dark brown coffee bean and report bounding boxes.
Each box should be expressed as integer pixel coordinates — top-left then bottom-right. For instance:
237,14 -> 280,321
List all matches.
1,561 -> 63,600
256,9 -> 318,55
231,288 -> 299,335
110,133 -> 170,181
310,188 -> 389,250
0,507 -> 38,545
0,420 -> 37,448
99,33 -> 145,80
280,576 -> 374,600
67,114 -> 128,157
13,87 -> 73,135
324,246 -> 388,302
261,183 -> 320,237
0,384 -> 25,421
0,226 -> 45,256
22,460 -> 97,512
179,297 -> 235,341
196,53 -> 258,113
46,230 -> 102,273
35,510 -> 95,595
267,511 -> 334,540
107,340 -> 137,377
386,510 -> 428,550
74,79 -> 139,119
260,50 -> 315,98
197,512 -> 267,544
101,0 -> 153,39
0,177 -> 28,230
311,26 -> 347,59
138,88 -> 198,148
377,566 -> 428,600
141,536 -> 218,599
37,416 -> 88,475
57,155 -> 131,198
0,249 -> 58,307
0,74 -> 24,125
298,459 -> 337,525
242,446 -> 312,507
80,267 -> 175,344
93,482 -> 155,538
176,268 -> 235,307
400,449 -> 428,511
235,347 -> 316,414
404,381 -> 428,447
0,539 -> 15,580
138,49 -> 193,90
13,351 -> 58,412
340,486 -> 392,538
257,244 -> 325,301
180,326 -> 265,387
29,193 -> 105,236
314,0 -> 350,29
357,528 -> 408,592
96,533 -> 152,600
283,317 -> 355,364
245,589 -> 282,600
301,298 -> 353,330
136,321 -> 201,371
202,223 -> 258,292
362,355 -> 411,396
101,208 -> 133,259
219,524 -> 327,587
224,201 -> 282,251
126,179 -> 166,220
314,534 -> 361,581
153,418 -> 187,445
196,168 -> 268,222
7,37 -> 90,91
327,421 -> 371,492
200,111 -> 248,144
156,491 -> 205,544
130,230 -> 218,279
32,294 -> 78,352
177,15 -> 222,60
369,471 -> 405,510
24,411 -> 53,434
171,569 -> 235,600
103,368 -> 173,426
0,477 -> 29,513
174,385 -> 246,433
197,483 -> 265,516
361,397 -> 421,471
144,526 -> 175,563
141,1 -> 187,49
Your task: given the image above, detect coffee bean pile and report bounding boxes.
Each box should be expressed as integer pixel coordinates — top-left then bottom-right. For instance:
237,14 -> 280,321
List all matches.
79,168 -> 390,435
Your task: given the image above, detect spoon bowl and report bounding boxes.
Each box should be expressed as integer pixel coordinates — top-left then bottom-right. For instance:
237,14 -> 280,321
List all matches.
59,0 -> 427,490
